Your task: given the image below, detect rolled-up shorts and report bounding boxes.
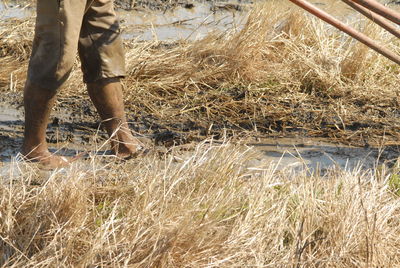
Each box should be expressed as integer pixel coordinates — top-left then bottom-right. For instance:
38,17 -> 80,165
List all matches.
28,0 -> 126,89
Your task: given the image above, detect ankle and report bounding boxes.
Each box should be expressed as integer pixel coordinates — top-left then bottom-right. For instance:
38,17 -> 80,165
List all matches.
21,144 -> 50,159
111,140 -> 140,156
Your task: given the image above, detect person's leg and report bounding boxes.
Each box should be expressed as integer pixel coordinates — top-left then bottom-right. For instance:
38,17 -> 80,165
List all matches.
22,83 -> 75,168
80,0 -> 142,158
22,0 -> 87,167
87,78 -> 141,158
21,83 -> 58,160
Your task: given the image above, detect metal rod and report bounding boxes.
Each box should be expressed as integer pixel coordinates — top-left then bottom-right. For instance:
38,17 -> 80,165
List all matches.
343,0 -> 400,39
353,0 -> 400,26
288,0 -> 400,65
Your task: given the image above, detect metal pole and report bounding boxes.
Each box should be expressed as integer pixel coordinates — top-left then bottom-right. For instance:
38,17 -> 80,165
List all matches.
288,0 -> 400,65
353,0 -> 400,26
343,0 -> 400,39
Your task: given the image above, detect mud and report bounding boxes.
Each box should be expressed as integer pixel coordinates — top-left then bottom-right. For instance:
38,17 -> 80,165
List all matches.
0,94 -> 198,163
246,137 -> 400,172
0,94 -> 99,162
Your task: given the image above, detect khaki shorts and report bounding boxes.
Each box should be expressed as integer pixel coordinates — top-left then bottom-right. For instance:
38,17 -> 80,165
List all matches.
28,0 -> 126,89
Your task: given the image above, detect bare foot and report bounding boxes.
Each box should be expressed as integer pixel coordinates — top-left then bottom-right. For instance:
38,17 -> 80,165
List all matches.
21,150 -> 71,170
111,136 -> 151,159
112,139 -> 142,159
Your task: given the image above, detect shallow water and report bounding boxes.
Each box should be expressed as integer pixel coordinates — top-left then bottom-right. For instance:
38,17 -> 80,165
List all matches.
0,1 -> 32,19
247,137 -> 396,173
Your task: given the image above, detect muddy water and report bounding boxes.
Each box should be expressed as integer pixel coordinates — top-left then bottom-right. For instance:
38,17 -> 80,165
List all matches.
0,100 -> 109,163
0,104 -> 23,163
246,138 -> 398,172
119,3 -> 248,41
0,0 -> 249,41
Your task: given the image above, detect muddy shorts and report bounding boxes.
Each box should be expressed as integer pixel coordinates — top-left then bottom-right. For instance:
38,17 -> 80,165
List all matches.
27,0 -> 126,89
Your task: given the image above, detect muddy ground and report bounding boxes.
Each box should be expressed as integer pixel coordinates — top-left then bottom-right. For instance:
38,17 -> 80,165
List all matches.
1,91 -> 400,172
1,0 -> 400,170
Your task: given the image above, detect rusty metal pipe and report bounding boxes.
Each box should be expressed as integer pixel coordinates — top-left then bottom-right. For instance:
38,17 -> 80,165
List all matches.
343,0 -> 400,39
288,0 -> 400,65
353,0 -> 400,26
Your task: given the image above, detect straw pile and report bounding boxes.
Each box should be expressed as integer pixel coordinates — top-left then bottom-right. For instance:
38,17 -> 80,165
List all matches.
1,142 -> 400,267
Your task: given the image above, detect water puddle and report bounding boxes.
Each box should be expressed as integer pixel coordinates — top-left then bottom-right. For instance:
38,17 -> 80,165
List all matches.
0,0 -> 249,41
246,138 -> 398,173
0,103 -> 100,163
0,1 -> 32,19
0,104 -> 24,163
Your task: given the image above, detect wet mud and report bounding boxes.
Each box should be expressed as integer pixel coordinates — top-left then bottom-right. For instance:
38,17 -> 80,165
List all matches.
0,94 -> 198,163
118,2 -> 248,41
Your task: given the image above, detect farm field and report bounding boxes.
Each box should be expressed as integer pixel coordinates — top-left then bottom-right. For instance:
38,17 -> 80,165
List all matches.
1,0 -> 400,266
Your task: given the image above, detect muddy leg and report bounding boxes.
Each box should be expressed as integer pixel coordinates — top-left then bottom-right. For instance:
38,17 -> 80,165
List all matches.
87,78 -> 141,158
21,83 -> 69,167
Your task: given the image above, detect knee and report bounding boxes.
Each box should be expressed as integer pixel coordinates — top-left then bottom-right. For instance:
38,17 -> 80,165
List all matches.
24,80 -> 58,99
28,50 -> 74,91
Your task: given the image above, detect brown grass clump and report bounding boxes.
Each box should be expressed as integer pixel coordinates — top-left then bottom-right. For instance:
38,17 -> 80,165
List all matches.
1,142 -> 400,267
1,1 -> 400,144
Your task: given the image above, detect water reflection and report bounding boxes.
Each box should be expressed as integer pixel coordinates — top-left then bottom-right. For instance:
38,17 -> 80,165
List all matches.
0,1 -> 32,19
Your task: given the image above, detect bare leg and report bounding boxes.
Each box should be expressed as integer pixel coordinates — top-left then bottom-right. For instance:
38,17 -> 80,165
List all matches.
87,78 -> 141,158
21,83 -> 69,168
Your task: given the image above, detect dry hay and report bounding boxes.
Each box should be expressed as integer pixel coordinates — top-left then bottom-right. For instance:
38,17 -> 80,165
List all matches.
1,142 -> 400,267
1,1 -> 400,145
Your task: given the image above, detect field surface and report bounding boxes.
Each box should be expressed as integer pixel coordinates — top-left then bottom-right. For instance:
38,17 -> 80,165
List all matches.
1,0 -> 400,267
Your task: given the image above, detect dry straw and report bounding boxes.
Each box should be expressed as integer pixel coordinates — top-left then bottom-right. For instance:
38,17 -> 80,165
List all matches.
1,141 -> 400,267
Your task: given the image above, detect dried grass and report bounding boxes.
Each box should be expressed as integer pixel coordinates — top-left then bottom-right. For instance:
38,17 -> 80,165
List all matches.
1,142 -> 400,267
1,3 -> 400,265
